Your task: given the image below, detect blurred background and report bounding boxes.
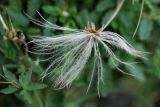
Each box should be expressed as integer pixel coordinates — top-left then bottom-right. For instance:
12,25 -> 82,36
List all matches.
0,0 -> 160,107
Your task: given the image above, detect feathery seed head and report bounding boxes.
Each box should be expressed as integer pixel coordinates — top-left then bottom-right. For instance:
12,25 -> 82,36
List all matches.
26,12 -> 147,93
25,0 -> 148,94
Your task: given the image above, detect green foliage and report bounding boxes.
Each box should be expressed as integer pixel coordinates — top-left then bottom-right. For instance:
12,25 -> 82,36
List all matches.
0,85 -> 18,94
3,69 -> 17,82
0,0 -> 160,107
139,18 -> 153,40
27,0 -> 42,17
42,5 -> 61,16
126,65 -> 146,82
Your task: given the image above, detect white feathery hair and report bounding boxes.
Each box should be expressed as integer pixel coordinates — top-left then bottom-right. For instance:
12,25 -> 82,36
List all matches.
26,0 -> 147,93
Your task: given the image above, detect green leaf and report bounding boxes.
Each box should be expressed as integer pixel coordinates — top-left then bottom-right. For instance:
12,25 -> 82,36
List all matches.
96,0 -> 114,12
138,18 -> 153,40
8,0 -> 22,11
3,68 -> 17,82
27,58 -> 43,75
4,64 -> 17,69
69,6 -> 77,16
27,0 -> 41,17
42,5 -> 61,16
27,27 -> 41,35
26,83 -> 47,91
45,91 -> 63,107
101,10 -> 114,25
119,11 -> 136,31
108,57 -> 119,69
17,65 -> 26,74
19,68 -> 32,86
76,10 -> 92,28
20,90 -> 33,104
0,85 -> 18,94
126,65 -> 146,82
65,94 -> 95,107
5,46 -> 17,60
8,10 -> 29,27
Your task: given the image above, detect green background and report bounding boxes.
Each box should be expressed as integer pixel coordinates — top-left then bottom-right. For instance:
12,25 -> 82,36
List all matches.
0,0 -> 160,107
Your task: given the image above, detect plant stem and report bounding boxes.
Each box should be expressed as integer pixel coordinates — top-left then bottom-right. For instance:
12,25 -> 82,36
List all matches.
0,14 -> 8,31
102,0 -> 125,31
0,81 -> 13,84
132,0 -> 145,38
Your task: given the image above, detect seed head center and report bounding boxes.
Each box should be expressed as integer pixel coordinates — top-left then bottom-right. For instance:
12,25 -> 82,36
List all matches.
84,22 -> 105,37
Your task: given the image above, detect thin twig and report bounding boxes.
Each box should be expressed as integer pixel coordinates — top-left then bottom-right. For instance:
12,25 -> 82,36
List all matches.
132,0 -> 145,38
0,80 -> 20,88
0,81 -> 14,84
102,0 -> 125,31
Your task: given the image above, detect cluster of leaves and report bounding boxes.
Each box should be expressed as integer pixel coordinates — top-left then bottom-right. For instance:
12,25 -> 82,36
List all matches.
0,0 -> 160,107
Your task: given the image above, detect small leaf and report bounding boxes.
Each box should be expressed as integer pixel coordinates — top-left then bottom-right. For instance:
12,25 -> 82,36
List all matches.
4,64 -> 17,69
76,10 -> 92,28
3,68 -> 17,82
42,5 -> 61,16
8,10 -> 29,26
5,46 -> 17,60
19,68 -> 32,86
0,85 -> 18,94
27,0 -> 41,17
108,57 -> 119,69
17,65 -> 26,74
45,91 -> 63,107
101,10 -> 114,25
8,0 -> 22,11
26,83 -> 47,91
27,27 -> 41,35
27,58 -> 43,75
126,65 -> 145,82
96,0 -> 114,12
138,18 -> 153,40
20,90 -> 33,104
65,94 -> 94,107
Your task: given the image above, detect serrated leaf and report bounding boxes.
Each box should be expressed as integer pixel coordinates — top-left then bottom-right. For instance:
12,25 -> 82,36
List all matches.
0,86 -> 18,94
